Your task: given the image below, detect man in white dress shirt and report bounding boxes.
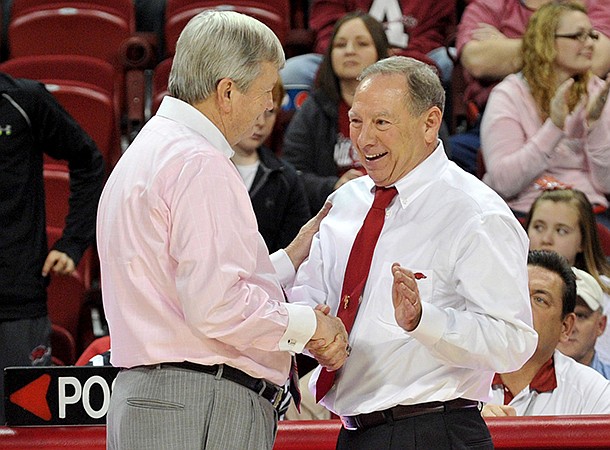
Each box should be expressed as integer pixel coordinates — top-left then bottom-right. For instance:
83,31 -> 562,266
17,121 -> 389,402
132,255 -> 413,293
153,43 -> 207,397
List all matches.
483,251 -> 610,417
287,56 -> 538,449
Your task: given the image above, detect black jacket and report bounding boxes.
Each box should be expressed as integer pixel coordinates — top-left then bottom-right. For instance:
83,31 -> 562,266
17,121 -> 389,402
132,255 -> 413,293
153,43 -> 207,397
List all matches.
0,73 -> 104,320
282,89 -> 340,213
249,146 -> 311,253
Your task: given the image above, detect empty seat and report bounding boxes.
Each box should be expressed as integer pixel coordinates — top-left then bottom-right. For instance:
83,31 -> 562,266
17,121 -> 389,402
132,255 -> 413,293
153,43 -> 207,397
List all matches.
164,1 -> 289,56
8,6 -> 131,68
75,335 -> 111,366
11,0 -> 135,31
0,54 -> 123,118
45,81 -> 121,170
46,265 -> 87,347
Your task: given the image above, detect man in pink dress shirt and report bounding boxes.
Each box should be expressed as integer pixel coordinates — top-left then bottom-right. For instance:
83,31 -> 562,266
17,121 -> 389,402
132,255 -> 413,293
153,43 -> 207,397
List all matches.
97,11 -> 348,450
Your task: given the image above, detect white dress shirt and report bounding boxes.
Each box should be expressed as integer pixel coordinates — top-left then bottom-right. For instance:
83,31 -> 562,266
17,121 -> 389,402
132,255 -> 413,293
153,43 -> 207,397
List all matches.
490,350 -> 610,415
97,96 -> 316,385
287,142 -> 538,416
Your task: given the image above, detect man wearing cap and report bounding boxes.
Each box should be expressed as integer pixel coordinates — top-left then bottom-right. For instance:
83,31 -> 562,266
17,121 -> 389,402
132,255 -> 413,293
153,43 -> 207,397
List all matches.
483,251 -> 610,417
557,268 -> 610,379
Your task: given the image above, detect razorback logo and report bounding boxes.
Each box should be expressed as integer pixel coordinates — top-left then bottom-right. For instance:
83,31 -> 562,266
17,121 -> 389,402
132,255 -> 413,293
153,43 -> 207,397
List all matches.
414,272 -> 427,280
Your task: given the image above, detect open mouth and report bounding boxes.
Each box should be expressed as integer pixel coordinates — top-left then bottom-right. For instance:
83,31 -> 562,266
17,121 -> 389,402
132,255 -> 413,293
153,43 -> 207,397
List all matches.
365,151 -> 388,162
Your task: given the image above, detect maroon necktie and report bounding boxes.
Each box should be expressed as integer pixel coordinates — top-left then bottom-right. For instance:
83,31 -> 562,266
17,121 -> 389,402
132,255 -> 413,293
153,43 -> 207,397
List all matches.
315,186 -> 398,402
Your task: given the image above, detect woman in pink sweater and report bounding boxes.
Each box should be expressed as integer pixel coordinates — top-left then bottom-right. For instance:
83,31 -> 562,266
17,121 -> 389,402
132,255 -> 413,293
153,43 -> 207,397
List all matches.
480,1 -> 610,228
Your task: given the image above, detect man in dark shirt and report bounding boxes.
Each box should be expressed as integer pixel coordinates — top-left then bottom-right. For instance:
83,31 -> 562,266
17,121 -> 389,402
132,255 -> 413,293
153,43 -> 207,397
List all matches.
0,72 -> 104,423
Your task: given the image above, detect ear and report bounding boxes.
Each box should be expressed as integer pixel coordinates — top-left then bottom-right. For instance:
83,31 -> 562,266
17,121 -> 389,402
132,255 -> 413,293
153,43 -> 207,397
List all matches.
597,314 -> 607,337
559,312 -> 576,344
216,78 -> 235,114
422,106 -> 442,146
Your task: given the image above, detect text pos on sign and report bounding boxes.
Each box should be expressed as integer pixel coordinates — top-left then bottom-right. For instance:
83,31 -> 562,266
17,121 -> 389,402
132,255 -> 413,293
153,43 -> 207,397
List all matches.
4,366 -> 120,426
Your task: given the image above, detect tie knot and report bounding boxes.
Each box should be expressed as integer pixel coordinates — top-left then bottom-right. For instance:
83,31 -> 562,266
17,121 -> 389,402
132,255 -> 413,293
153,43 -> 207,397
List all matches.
372,186 -> 397,210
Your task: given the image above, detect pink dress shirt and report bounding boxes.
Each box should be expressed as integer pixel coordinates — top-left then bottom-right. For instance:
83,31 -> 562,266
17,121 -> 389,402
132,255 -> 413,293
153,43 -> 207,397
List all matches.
97,96 -> 316,385
481,73 -> 610,214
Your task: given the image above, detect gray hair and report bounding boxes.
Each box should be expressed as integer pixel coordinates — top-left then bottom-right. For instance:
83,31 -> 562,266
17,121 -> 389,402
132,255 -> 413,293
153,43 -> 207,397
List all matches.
358,56 -> 445,116
168,10 -> 285,104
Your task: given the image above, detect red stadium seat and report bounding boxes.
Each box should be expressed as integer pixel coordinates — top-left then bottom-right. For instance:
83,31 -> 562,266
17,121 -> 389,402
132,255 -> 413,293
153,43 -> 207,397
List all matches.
43,166 -> 70,231
46,267 -> 87,348
44,81 -> 121,170
10,0 -> 136,30
50,323 -> 77,366
164,1 -> 290,56
151,57 -> 172,115
75,335 -> 111,366
8,6 -> 131,68
0,55 -> 123,122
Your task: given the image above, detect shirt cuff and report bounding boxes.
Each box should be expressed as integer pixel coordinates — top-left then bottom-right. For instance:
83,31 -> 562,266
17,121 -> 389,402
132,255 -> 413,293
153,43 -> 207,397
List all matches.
278,303 -> 317,354
408,302 -> 447,346
271,249 -> 296,287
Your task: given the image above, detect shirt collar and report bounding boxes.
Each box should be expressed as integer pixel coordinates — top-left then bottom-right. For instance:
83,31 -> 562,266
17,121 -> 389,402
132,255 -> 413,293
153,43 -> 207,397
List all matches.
360,140 -> 448,204
492,356 -> 558,404
156,96 -> 234,158
385,140 -> 448,208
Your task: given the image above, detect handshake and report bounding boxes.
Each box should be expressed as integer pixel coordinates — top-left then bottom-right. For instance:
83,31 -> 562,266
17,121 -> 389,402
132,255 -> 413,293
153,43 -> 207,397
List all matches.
305,305 -> 349,371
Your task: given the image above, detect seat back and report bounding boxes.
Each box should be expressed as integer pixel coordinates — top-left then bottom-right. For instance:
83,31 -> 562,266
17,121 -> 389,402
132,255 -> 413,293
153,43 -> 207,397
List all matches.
0,54 -> 123,117
164,1 -> 289,56
151,57 -> 172,115
45,81 -> 120,170
75,335 -> 111,366
8,6 -> 131,68
10,0 -> 135,31
50,323 -> 77,365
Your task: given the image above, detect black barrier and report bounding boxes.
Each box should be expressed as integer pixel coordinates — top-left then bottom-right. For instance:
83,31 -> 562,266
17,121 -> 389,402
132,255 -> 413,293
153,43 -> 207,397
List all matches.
4,366 -> 119,426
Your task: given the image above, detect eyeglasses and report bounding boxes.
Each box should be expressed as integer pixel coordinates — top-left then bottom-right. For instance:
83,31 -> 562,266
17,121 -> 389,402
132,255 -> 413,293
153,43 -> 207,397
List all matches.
555,29 -> 600,42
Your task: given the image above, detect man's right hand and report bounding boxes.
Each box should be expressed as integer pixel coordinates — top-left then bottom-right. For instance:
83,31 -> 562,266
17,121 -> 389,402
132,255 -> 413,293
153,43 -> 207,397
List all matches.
306,306 -> 349,371
481,404 -> 517,417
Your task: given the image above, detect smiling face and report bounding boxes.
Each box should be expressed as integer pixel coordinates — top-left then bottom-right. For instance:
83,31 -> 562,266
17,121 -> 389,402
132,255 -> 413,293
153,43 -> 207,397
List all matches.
331,17 -> 379,82
348,73 -> 441,187
527,200 -> 583,265
553,10 -> 595,79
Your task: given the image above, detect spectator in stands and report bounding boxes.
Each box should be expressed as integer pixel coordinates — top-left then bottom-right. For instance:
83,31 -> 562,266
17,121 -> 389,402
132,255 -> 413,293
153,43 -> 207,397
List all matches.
525,188 -> 610,360
231,79 -> 311,252
97,11 -> 348,450
483,250 -> 610,417
287,56 -> 536,449
557,267 -> 610,379
480,1 -> 610,228
450,0 -> 610,175
281,0 -> 457,89
0,72 -> 104,424
283,11 -> 389,213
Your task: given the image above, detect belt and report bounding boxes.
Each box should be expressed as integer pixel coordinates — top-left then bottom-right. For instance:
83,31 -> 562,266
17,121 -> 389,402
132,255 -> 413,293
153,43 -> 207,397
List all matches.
149,361 -> 284,410
341,398 -> 481,431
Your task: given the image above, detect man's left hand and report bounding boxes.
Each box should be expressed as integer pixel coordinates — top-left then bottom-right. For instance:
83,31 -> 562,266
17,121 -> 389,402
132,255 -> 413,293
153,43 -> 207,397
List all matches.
391,263 -> 422,332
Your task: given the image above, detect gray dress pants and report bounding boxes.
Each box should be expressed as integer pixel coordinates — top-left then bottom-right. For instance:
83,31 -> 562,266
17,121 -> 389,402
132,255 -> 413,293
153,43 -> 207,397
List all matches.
106,365 -> 278,449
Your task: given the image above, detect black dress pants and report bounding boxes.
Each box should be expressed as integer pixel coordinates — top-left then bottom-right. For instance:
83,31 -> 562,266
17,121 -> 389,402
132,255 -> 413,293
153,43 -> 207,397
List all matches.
337,407 -> 494,450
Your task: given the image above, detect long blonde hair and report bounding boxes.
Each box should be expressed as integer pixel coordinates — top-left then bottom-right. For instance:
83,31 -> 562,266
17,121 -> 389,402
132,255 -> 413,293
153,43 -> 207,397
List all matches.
522,1 -> 591,119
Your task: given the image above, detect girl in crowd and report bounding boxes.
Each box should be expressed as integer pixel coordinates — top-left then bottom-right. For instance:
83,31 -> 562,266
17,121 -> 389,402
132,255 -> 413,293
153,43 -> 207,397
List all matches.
282,11 -> 389,213
525,188 -> 610,359
481,1 -> 610,229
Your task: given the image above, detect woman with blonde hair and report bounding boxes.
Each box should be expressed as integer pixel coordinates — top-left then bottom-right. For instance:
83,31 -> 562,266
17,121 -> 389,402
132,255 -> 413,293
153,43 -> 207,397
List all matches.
481,1 -> 610,229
